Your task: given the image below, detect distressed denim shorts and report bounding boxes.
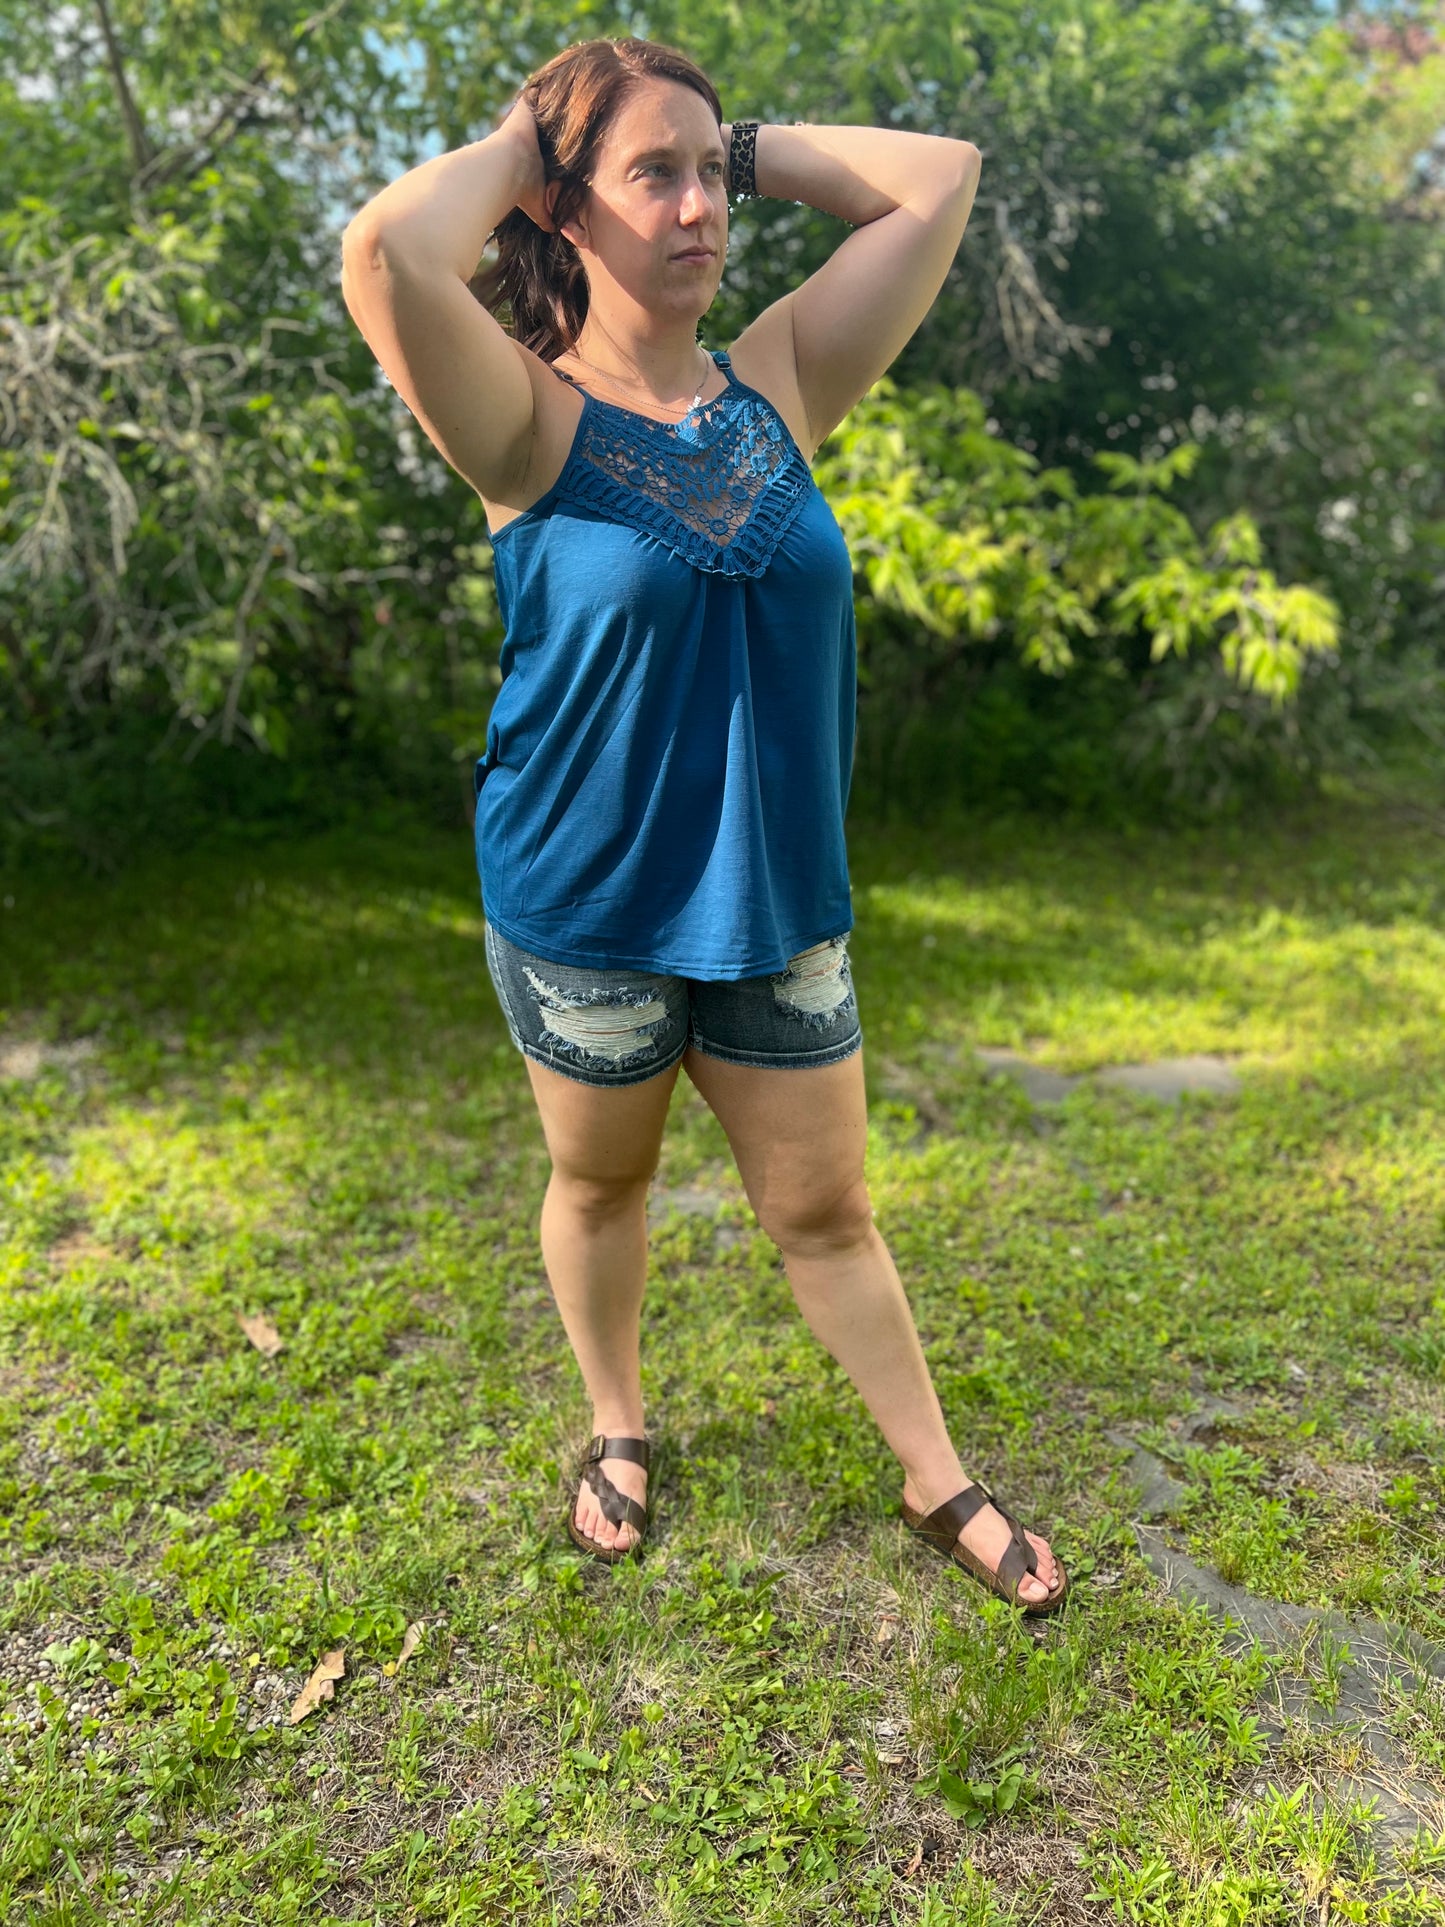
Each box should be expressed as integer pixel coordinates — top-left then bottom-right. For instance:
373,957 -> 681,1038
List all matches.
483,919 -> 862,1088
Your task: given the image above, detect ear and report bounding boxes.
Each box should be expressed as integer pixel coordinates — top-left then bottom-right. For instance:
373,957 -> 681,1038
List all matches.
546,179 -> 588,248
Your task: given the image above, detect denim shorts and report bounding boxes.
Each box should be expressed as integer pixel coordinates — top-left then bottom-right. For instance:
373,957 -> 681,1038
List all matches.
483,919 -> 863,1088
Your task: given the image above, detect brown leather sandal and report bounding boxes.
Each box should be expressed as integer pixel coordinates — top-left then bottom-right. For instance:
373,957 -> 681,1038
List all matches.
901,1480 -> 1068,1617
566,1434 -> 651,1564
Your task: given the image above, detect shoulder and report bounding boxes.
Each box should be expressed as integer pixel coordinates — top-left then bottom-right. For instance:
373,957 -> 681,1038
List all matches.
724,305 -> 817,464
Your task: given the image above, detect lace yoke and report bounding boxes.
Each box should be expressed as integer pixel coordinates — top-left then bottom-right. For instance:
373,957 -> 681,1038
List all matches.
549,350 -> 815,579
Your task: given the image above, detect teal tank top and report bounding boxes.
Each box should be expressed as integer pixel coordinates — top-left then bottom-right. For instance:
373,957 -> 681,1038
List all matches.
473,348 -> 856,980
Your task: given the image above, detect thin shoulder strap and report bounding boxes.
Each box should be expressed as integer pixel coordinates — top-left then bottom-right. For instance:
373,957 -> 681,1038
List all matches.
712,347 -> 738,385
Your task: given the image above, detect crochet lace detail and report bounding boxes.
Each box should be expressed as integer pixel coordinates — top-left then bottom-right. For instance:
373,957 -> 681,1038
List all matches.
555,352 -> 815,579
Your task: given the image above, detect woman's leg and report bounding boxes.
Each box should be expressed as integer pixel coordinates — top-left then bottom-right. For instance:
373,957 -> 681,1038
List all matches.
522,1053 -> 683,1553
681,1044 -> 1060,1604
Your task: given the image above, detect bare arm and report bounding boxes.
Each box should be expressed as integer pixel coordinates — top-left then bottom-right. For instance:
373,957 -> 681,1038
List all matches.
724,120 -> 980,451
339,107 -> 552,502
343,100 -> 554,282
723,119 -> 974,227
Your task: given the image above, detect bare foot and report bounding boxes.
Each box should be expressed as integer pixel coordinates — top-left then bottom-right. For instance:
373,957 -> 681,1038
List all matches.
574,1447 -> 649,1555
903,1477 -> 1060,1605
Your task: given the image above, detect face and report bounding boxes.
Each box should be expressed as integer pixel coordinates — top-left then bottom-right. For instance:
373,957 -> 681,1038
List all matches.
550,78 -> 728,322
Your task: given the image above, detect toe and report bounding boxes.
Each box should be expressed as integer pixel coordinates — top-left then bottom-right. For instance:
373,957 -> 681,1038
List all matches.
577,1494 -> 608,1546
1024,1531 -> 1058,1593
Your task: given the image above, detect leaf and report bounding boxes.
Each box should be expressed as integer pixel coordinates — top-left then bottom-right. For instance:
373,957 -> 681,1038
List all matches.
288,1648 -> 345,1724
237,1311 -> 283,1356
396,1621 -> 423,1668
935,1768 -> 981,1820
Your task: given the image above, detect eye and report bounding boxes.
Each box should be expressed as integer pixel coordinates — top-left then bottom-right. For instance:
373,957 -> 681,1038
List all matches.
640,162 -> 725,180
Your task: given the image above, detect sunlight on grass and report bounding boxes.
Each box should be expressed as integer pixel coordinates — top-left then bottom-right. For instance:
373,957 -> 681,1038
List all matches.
2,801 -> 1443,1921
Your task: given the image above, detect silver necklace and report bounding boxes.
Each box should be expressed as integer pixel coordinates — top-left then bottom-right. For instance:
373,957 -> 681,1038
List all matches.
566,341 -> 712,418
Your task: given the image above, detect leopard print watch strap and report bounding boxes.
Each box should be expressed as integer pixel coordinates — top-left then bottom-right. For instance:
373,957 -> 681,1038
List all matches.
728,120 -> 760,202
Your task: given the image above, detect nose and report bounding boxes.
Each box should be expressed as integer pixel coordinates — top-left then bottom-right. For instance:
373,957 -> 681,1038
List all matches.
679,173 -> 712,223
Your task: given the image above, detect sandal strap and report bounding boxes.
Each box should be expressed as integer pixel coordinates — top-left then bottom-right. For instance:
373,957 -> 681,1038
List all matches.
582,1456 -> 648,1533
992,1515 -> 1040,1602
918,1482 -> 1042,1603
916,1481 -> 992,1554
584,1433 -> 650,1471
580,1436 -> 651,1535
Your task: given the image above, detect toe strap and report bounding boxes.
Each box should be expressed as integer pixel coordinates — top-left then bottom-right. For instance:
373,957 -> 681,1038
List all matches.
919,1482 -> 1042,1603
582,1454 -> 648,1533
993,1512 -> 1040,1603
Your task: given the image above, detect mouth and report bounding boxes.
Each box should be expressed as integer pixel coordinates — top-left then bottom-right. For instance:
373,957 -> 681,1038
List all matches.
671,248 -> 715,263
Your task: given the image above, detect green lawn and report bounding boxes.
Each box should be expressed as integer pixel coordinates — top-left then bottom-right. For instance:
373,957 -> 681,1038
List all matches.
2,799 -> 1443,1924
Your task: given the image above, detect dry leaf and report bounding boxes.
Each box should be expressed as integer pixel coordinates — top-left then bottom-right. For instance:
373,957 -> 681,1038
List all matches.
875,1613 -> 901,1646
288,1648 -> 345,1724
238,1311 -> 283,1356
397,1621 -> 423,1668
902,1843 -> 924,1878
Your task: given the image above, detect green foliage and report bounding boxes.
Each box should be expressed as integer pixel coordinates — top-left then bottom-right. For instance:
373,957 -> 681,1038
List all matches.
914,1744 -> 1034,1830
815,379 -> 1345,813
818,379 -> 1338,701
2,0 -> 1442,853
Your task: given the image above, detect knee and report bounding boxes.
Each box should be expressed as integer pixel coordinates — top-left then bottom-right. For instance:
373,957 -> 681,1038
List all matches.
548,1168 -> 652,1225
760,1178 -> 875,1259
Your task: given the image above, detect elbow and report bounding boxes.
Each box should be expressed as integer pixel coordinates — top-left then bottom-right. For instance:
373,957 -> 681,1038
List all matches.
341,216 -> 386,272
952,141 -> 982,186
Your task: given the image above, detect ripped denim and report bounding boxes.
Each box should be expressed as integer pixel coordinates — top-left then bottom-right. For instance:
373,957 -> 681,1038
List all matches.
482,921 -> 861,1088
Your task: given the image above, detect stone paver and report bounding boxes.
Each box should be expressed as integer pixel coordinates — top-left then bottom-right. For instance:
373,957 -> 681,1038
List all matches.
1095,1054 -> 1241,1101
646,1182 -> 745,1250
973,1047 -> 1083,1106
1118,1435 -> 1445,1864
0,1036 -> 97,1082
970,1046 -> 1240,1108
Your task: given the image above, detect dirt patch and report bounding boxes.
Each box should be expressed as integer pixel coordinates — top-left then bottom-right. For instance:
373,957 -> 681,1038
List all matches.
0,1035 -> 98,1083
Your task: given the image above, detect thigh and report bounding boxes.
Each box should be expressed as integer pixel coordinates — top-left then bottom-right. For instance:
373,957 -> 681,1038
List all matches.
483,920 -> 685,1184
524,1050 -> 683,1189
681,1043 -> 870,1238
683,934 -> 866,1230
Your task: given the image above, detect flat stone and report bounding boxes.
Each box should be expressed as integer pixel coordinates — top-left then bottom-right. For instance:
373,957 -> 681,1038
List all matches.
1132,1517 -> 1445,1863
973,1047 -> 1082,1106
1094,1054 -> 1240,1101
872,1053 -> 957,1136
647,1183 -> 728,1217
1106,1431 -> 1190,1520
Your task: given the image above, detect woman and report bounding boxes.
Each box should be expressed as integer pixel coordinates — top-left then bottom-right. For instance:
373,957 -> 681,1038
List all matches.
340,36 -> 1065,1613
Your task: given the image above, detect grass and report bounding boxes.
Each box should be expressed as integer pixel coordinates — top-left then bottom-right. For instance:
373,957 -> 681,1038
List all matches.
2,795 -> 1444,1924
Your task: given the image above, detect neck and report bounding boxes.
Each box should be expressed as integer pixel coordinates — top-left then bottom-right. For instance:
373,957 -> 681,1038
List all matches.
569,310 -> 706,396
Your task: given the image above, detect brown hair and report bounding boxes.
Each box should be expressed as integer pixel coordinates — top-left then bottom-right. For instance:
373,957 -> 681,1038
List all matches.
470,38 -> 724,365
